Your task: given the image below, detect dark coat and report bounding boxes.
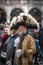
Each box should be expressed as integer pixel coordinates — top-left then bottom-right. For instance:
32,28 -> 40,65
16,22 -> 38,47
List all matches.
1,34 -> 18,62
38,27 -> 43,47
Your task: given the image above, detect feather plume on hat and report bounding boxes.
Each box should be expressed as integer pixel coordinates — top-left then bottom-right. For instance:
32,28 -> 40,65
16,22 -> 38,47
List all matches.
8,13 -> 39,35
18,13 -> 39,32
27,14 -> 39,32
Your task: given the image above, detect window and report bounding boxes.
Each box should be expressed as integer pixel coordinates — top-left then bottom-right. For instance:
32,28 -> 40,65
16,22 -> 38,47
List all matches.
0,8 -> 7,24
10,8 -> 24,21
29,8 -> 42,22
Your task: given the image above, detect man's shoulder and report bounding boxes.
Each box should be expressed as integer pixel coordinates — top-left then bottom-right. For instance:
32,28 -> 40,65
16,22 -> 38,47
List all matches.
25,33 -> 32,37
24,33 -> 32,40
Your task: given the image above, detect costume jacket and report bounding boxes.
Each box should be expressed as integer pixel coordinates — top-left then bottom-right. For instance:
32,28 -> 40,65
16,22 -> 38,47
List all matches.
14,33 -> 36,65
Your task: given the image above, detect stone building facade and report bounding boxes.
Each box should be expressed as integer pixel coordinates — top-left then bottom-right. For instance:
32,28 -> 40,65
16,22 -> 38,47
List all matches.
0,0 -> 43,26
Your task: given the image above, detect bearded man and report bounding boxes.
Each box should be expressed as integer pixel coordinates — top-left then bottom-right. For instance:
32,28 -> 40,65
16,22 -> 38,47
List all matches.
14,13 -> 39,65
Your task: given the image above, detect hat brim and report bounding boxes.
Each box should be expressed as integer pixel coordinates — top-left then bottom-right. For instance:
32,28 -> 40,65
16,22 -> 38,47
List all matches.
17,21 -> 38,29
10,24 -> 18,30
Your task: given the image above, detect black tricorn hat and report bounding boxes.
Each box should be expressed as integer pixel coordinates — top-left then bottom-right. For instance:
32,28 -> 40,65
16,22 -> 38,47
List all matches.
27,24 -> 38,29
17,14 -> 39,30
17,21 -> 26,27
17,21 -> 38,29
10,24 -> 19,30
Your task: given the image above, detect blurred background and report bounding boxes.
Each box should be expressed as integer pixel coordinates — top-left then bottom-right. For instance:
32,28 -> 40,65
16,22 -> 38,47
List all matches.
0,0 -> 43,26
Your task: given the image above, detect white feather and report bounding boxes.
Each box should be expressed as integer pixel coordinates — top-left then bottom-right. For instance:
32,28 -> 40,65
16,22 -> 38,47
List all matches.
8,17 -> 17,35
27,14 -> 39,32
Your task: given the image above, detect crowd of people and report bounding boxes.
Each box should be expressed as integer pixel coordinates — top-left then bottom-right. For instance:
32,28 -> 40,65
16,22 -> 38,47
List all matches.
0,13 -> 43,65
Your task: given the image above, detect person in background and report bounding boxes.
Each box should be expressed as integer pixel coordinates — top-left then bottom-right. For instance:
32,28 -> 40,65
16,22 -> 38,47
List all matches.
38,26 -> 43,62
31,29 -> 39,65
6,24 -> 19,65
0,37 -> 3,65
1,28 -> 9,42
0,38 -> 3,52
1,17 -> 19,65
29,29 -> 43,65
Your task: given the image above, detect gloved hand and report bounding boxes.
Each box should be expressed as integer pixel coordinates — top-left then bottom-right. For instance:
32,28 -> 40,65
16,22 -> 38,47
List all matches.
16,49 -> 22,57
6,60 -> 12,65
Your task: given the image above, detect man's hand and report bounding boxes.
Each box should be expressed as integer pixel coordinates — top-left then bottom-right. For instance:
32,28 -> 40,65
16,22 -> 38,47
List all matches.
6,59 -> 12,65
16,49 -> 22,57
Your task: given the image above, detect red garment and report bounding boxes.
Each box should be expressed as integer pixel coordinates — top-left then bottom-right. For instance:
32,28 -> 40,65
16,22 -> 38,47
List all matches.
1,33 -> 8,43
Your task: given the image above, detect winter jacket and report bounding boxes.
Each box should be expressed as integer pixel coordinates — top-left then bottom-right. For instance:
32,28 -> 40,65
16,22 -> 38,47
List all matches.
14,33 -> 36,65
1,34 -> 18,62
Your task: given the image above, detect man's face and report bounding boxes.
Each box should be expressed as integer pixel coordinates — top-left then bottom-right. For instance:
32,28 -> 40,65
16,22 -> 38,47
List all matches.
18,26 -> 27,36
12,29 -> 17,34
18,26 -> 26,31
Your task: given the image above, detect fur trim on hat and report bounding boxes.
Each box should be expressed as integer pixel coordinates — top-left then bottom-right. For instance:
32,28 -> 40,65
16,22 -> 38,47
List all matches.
27,14 -> 39,32
8,13 -> 39,35
18,13 -> 39,32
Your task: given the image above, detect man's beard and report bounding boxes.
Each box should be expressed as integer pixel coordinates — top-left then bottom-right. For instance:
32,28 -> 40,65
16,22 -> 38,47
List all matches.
18,30 -> 27,36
